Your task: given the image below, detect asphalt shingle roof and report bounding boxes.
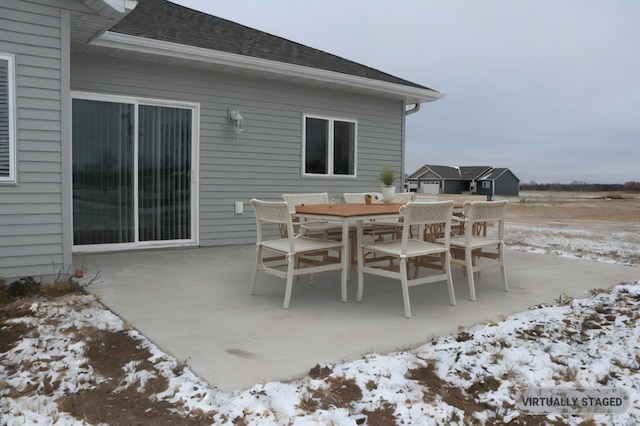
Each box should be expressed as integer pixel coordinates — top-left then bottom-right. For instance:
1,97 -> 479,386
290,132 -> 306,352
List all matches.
425,165 -> 461,179
111,0 -> 437,92
478,168 -> 509,180
460,166 -> 492,180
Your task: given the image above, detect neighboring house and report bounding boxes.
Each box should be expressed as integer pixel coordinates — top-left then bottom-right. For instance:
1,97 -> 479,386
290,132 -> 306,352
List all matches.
475,168 -> 521,197
0,0 -> 444,279
406,165 -> 464,194
459,166 -> 493,192
406,165 -> 519,196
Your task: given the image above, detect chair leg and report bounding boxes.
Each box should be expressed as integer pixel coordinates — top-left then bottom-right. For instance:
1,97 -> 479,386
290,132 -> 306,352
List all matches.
445,252 -> 456,306
472,249 -> 480,280
499,243 -> 509,292
357,247 -> 365,302
412,260 -> 420,279
250,246 -> 261,295
400,259 -> 411,318
466,246 -> 476,301
283,257 -> 295,309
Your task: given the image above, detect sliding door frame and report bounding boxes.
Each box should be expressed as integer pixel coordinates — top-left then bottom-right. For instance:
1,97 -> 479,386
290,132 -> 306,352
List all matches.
71,91 -> 199,252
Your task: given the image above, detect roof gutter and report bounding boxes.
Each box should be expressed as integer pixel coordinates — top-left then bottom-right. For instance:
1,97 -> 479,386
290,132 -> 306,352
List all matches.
93,32 -> 446,103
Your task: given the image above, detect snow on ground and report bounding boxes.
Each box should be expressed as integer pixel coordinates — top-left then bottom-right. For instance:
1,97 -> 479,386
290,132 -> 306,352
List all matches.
506,224 -> 640,265
2,224 -> 640,425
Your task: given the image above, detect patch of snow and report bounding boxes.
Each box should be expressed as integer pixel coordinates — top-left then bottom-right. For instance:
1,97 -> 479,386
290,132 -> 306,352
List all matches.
2,227 -> 639,424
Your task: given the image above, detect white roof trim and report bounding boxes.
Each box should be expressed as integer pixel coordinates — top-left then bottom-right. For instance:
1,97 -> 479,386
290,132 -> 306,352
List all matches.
93,31 -> 445,103
83,0 -> 137,18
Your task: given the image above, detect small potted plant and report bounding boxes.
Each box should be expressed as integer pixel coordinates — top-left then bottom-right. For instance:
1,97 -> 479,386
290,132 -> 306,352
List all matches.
378,165 -> 397,202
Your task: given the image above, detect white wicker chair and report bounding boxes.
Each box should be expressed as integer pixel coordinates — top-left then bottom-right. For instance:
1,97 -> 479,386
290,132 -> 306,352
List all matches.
370,192 -> 416,240
389,192 -> 415,203
250,199 -> 344,309
447,200 -> 509,301
282,192 -> 342,238
357,201 -> 456,318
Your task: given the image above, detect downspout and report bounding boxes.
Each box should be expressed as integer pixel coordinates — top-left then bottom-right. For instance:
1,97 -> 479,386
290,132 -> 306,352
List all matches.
402,103 -> 421,190
405,103 -> 420,116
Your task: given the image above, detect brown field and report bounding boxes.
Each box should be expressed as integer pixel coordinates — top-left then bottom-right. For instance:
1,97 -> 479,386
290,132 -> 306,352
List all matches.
423,190 -> 640,231
422,190 -> 640,265
506,190 -> 640,232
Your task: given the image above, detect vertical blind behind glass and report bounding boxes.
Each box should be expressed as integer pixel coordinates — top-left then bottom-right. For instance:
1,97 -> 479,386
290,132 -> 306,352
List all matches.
0,59 -> 10,178
72,99 -> 135,245
73,100 -> 192,245
138,105 -> 192,242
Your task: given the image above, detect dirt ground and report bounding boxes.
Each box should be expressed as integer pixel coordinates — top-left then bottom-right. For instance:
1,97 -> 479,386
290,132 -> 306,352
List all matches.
439,190 -> 640,233
506,191 -> 640,232
1,190 -> 638,425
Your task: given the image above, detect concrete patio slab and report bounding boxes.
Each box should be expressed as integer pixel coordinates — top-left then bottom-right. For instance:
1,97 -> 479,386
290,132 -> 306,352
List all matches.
75,246 -> 639,392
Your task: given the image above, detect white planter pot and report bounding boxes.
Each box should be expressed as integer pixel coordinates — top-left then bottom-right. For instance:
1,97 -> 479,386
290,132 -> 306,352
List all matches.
381,185 -> 396,202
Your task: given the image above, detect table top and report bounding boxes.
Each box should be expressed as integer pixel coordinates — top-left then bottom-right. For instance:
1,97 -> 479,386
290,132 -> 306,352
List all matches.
295,203 -> 405,217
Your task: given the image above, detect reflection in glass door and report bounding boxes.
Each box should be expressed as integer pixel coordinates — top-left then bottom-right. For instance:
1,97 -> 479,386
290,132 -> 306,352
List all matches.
138,105 -> 192,242
72,97 -> 194,249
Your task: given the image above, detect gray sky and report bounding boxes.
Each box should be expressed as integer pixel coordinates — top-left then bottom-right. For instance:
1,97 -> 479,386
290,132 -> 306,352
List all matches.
172,0 -> 639,184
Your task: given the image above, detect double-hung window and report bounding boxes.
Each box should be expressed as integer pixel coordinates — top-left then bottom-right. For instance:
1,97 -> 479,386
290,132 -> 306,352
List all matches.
303,114 -> 356,176
0,53 -> 16,184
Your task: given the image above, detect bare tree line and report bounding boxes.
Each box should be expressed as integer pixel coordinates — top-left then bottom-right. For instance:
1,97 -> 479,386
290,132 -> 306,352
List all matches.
521,181 -> 640,192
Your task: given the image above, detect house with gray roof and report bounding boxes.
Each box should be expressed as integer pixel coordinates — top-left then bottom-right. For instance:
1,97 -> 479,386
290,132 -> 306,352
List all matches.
0,0 -> 443,279
475,168 -> 521,197
406,165 -> 519,196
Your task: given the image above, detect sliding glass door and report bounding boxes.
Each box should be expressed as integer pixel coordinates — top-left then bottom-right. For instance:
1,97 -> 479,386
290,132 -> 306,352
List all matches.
138,105 -> 192,242
72,96 -> 196,250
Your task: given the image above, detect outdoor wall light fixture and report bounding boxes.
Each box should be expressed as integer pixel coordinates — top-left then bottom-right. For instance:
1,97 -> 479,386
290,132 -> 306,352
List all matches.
227,109 -> 244,138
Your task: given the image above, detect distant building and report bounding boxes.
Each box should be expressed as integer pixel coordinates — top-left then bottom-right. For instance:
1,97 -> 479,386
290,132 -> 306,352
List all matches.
405,165 -> 520,196
475,168 -> 520,197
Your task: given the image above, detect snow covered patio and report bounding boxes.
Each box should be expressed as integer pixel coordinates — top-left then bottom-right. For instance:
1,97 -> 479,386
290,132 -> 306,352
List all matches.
74,246 -> 639,392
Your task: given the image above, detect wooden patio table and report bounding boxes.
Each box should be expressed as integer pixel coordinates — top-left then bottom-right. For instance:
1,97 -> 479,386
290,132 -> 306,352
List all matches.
295,203 -> 405,302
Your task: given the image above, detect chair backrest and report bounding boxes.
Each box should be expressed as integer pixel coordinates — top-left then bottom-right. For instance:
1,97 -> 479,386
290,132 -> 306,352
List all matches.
390,192 -> 415,203
463,200 -> 508,240
281,192 -> 329,214
414,194 -> 440,202
401,201 -> 454,249
343,192 -> 382,204
251,199 -> 296,247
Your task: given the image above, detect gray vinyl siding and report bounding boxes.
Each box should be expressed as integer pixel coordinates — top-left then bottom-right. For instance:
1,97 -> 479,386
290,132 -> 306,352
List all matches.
495,172 -> 520,196
71,52 -> 404,247
0,0 -> 66,279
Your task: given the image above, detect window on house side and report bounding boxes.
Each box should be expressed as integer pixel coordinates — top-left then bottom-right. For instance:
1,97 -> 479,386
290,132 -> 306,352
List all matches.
303,115 -> 356,176
0,53 -> 16,183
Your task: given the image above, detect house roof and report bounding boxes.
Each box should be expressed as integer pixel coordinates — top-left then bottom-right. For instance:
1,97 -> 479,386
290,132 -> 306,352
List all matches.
407,165 -> 431,180
79,0 -> 443,103
459,166 -> 492,180
427,165 -> 462,179
477,168 -> 520,182
112,0 -> 428,90
408,165 -> 520,182
408,165 -> 462,180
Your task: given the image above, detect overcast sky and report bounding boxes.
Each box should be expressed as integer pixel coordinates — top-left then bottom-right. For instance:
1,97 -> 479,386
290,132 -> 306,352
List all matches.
172,0 -> 639,184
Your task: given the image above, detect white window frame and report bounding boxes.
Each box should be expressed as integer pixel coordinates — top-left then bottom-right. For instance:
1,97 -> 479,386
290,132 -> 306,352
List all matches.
302,114 -> 357,177
0,53 -> 16,184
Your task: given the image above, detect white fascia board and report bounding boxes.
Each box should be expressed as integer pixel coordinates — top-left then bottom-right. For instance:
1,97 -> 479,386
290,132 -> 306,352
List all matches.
94,31 -> 445,103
